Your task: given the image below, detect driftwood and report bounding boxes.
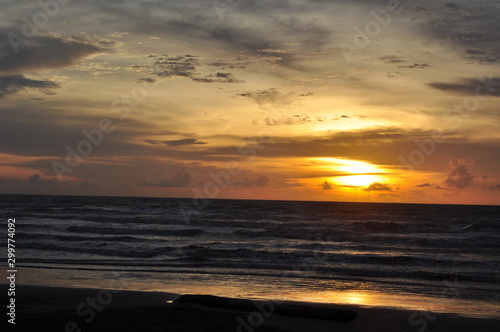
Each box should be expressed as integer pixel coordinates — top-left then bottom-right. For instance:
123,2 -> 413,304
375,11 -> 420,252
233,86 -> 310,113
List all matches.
173,295 -> 357,322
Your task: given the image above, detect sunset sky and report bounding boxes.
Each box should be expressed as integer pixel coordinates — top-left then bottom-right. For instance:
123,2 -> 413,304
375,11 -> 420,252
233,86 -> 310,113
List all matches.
1,0 -> 499,205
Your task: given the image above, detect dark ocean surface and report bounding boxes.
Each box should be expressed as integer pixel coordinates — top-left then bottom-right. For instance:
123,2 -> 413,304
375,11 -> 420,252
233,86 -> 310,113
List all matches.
1,194 -> 499,318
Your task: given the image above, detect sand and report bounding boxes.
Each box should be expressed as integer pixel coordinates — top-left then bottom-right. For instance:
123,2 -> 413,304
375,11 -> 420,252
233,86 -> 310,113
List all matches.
3,284 -> 499,332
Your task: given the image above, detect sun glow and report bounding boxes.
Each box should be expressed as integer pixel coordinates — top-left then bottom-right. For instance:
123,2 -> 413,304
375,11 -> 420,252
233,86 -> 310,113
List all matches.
314,158 -> 390,188
335,174 -> 386,187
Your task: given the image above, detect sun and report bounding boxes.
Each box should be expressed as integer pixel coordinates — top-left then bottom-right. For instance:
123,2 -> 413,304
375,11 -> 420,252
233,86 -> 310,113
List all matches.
314,158 -> 390,188
336,174 -> 385,187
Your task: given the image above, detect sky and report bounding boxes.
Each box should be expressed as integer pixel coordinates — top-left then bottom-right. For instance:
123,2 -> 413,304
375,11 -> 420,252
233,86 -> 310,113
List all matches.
0,0 -> 499,205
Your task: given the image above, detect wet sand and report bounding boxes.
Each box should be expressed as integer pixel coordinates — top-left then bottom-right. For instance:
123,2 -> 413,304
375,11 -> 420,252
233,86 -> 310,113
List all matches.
3,284 -> 499,332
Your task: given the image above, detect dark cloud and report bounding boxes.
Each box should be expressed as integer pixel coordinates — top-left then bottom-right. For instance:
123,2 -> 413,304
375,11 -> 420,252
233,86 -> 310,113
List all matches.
322,181 -> 332,190
488,184 -> 500,191
398,64 -> 430,69
139,168 -> 191,187
207,56 -> 254,69
233,175 -> 269,187
136,77 -> 156,83
149,55 -> 242,83
145,139 -> 207,147
465,49 -> 486,55
442,3 -> 472,15
104,1 -> 331,69
201,20 -> 328,68
152,54 -> 200,78
429,77 -> 500,96
379,56 -> 406,64
364,182 -> 392,192
0,32 -> 109,75
466,56 -> 497,64
0,75 -> 60,99
386,72 -> 404,79
193,72 -> 243,83
141,127 -> 500,170
7,116 -> 497,175
413,1 -> 500,57
0,104 -> 161,157
238,88 -> 297,109
444,158 -> 475,189
416,183 -> 432,187
164,139 -> 207,147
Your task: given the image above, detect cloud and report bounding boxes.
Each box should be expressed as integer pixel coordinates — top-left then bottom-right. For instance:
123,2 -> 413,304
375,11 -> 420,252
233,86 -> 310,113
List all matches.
93,0 -> 330,66
398,64 -> 430,69
443,3 -> 459,12
27,174 -> 58,185
465,49 -> 485,55
197,18 -> 329,68
145,139 -> 207,147
467,56 -> 497,64
0,32 -> 109,75
444,158 -> 475,189
149,55 -> 242,83
412,1 -> 500,57
0,75 -> 60,99
165,139 -> 207,147
280,180 -> 306,188
322,181 -> 332,190
238,88 -> 297,109
233,175 -> 269,187
429,77 -> 500,96
488,184 -> 500,191
136,77 -> 156,83
364,182 -> 392,192
379,55 -> 406,64
139,167 -> 192,187
192,72 -> 243,83
152,54 -> 200,78
442,3 -> 470,15
416,183 -> 432,187
207,56 -> 254,69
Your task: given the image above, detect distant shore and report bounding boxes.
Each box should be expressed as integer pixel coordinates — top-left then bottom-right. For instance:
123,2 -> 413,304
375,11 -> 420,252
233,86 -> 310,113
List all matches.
3,284 -> 499,332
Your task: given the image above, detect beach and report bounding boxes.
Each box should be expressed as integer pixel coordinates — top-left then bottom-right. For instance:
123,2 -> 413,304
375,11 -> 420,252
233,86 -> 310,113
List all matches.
4,285 -> 499,332
2,195 -> 499,330
2,0 -> 500,329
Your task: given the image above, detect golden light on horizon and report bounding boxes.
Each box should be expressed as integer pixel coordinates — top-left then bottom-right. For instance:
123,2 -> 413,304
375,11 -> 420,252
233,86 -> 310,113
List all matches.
335,174 -> 386,187
314,158 -> 390,188
340,291 -> 370,305
303,290 -> 373,306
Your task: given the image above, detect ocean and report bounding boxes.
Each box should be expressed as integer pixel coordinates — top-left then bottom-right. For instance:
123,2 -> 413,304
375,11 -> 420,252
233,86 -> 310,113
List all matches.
1,194 -> 499,319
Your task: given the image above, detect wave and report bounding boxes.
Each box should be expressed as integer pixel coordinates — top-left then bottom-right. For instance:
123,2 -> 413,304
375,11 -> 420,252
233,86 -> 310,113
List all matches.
66,225 -> 205,237
23,242 -> 177,258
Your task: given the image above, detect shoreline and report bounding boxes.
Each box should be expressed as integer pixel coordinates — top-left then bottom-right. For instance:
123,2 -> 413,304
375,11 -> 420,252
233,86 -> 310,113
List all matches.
13,266 -> 500,319
3,284 -> 499,332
